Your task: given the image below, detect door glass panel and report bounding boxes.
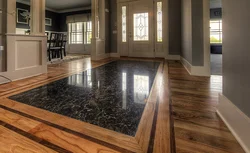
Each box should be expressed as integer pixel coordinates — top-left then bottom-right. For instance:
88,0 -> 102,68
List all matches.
122,6 -> 127,42
133,13 -> 149,41
157,2 -> 163,42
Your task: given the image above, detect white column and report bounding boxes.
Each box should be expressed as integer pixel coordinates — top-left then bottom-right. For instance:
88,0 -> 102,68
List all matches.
30,0 -> 45,35
91,0 -> 98,60
92,0 -> 98,39
99,0 -> 105,40
91,0 -> 107,60
6,0 -> 16,34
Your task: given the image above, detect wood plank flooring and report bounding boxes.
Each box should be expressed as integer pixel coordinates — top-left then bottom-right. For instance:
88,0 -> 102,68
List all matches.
0,57 -> 170,153
0,58 -> 245,153
168,61 -> 245,153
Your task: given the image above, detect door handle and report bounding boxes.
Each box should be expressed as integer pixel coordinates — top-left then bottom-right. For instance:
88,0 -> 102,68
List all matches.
129,32 -> 132,38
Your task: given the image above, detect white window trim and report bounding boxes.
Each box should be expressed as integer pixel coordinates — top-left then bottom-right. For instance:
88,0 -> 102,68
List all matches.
68,22 -> 84,44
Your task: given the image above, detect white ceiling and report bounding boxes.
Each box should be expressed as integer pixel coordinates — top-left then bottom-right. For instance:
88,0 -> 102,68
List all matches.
17,0 -> 91,12
210,0 -> 222,9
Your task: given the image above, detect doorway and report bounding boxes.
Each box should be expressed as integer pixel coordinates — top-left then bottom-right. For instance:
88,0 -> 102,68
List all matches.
118,0 -> 166,58
210,0 -> 222,75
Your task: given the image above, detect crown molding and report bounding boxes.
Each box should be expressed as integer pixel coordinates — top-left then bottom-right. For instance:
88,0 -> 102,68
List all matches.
16,1 -> 91,14
17,1 -> 58,12
57,6 -> 91,13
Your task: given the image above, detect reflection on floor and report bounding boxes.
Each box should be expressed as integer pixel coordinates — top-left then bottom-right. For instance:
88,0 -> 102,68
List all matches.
211,54 -> 222,75
168,61 -> 245,153
9,60 -> 160,136
47,54 -> 89,65
0,58 -> 244,153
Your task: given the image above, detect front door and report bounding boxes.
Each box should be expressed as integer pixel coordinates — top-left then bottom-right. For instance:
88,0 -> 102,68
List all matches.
118,0 -> 154,57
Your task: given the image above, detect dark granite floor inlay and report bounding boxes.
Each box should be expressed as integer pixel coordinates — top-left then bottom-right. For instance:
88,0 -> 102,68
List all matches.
9,60 -> 160,136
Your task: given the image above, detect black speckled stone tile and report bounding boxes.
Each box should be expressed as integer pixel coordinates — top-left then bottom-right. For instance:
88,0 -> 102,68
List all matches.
9,60 -> 160,136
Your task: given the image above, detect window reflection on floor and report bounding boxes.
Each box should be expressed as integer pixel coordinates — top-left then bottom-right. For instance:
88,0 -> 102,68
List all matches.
134,75 -> 149,104
68,69 -> 92,88
122,72 -> 127,109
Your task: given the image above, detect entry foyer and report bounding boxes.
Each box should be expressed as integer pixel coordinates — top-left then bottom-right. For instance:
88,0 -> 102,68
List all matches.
0,0 -> 249,153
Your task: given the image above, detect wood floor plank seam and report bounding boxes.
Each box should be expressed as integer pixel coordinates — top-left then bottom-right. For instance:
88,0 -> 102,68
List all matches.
169,99 -> 176,153
168,65 -> 176,153
152,62 -> 171,153
0,58 -> 170,153
0,104 -> 133,153
173,118 -> 230,133
175,136 -> 240,153
146,98 -> 159,153
134,62 -> 165,153
0,120 -> 71,153
168,60 -> 245,153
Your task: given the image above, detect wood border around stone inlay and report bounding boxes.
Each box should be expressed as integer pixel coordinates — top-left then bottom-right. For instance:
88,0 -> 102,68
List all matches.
0,58 -> 171,153
0,120 -> 72,153
0,58 -> 117,98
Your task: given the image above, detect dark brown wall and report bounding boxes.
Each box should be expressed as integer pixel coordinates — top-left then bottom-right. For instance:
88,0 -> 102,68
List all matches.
169,0 -> 182,55
110,0 -> 117,53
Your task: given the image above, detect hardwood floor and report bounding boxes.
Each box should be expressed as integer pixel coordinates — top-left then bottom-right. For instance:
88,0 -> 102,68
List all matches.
168,61 -> 245,153
0,58 -> 245,153
0,57 -> 170,153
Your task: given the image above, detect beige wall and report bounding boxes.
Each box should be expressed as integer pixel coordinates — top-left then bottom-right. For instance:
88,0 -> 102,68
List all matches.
191,0 -> 204,66
181,0 -> 207,66
222,0 -> 250,118
0,0 -> 47,84
181,0 -> 192,63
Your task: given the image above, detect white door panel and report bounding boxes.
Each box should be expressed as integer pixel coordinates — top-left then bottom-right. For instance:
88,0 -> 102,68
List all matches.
118,0 -> 154,58
128,0 -> 154,57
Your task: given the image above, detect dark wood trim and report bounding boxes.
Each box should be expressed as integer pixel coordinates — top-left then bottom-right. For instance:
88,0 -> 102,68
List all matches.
0,120 -> 71,153
147,98 -> 159,153
0,105 -> 133,153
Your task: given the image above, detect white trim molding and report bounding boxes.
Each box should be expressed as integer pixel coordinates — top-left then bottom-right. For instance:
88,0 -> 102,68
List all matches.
110,53 -> 120,58
166,55 -> 181,60
0,34 -> 47,85
181,57 -> 210,76
217,94 -> 250,153
16,0 -> 91,13
57,6 -> 91,13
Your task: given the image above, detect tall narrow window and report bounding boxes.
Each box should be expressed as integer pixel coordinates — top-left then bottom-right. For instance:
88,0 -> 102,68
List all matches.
157,2 -> 163,42
68,22 -> 83,44
210,20 -> 222,43
134,13 -> 149,41
122,6 -> 127,42
84,21 -> 92,44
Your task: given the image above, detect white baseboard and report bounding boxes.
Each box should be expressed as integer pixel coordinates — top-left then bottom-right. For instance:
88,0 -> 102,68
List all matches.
0,78 -> 10,85
155,52 -> 166,58
180,57 -> 192,74
180,57 -> 210,76
0,72 -> 43,85
166,55 -> 181,60
110,53 -> 120,58
217,94 -> 250,153
93,53 -> 110,61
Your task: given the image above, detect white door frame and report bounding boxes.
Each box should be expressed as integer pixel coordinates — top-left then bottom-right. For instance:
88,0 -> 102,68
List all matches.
117,0 -> 168,58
